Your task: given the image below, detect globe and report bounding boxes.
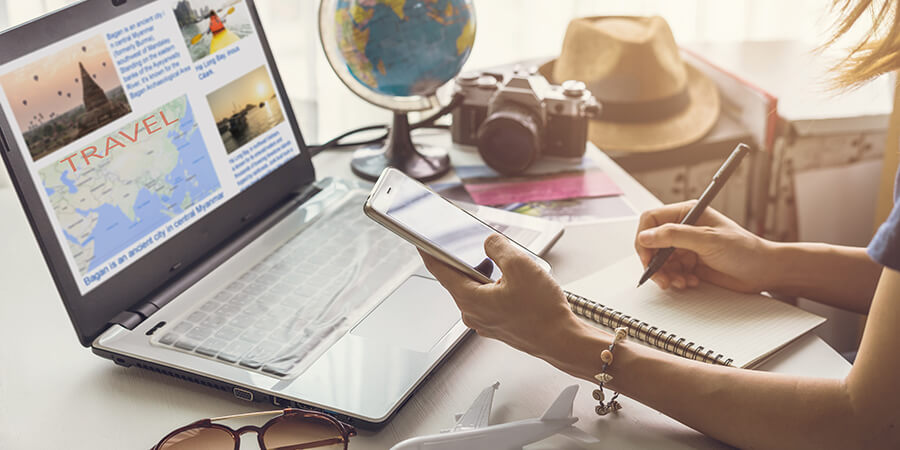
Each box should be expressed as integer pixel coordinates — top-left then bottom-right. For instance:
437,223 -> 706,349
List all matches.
320,0 -> 476,111
318,0 -> 476,181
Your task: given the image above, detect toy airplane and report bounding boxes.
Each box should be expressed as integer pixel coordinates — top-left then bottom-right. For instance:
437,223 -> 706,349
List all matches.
391,382 -> 599,450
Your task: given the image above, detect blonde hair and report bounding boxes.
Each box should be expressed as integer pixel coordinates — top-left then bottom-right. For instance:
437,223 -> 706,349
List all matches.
826,0 -> 900,89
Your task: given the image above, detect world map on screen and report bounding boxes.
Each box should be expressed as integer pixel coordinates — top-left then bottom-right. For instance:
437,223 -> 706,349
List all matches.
39,95 -> 220,275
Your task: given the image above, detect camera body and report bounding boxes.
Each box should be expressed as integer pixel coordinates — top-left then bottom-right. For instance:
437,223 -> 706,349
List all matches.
451,71 -> 600,175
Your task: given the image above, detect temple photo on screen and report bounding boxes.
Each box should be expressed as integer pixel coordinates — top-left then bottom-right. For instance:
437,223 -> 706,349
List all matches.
0,34 -> 131,162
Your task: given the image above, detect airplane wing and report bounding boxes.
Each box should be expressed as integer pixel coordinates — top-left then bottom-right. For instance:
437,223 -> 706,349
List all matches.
449,382 -> 499,432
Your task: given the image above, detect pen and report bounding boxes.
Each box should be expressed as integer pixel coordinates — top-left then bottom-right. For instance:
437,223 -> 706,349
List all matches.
637,143 -> 751,288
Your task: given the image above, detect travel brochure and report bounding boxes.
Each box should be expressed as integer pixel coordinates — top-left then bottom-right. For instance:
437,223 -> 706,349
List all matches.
438,153 -> 637,223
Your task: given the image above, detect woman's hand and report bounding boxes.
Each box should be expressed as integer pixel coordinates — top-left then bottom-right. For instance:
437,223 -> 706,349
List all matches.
418,234 -> 588,363
635,201 -> 776,292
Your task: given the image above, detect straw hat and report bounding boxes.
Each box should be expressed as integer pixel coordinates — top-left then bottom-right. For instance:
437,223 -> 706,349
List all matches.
539,16 -> 719,152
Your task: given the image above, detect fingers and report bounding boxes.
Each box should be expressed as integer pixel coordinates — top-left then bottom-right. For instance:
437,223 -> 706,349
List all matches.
651,269 -> 698,290
648,251 -> 700,290
483,234 -> 533,278
635,203 -> 689,265
637,223 -> 717,255
651,270 -> 671,289
418,250 -> 481,296
637,201 -> 697,233
635,201 -> 722,263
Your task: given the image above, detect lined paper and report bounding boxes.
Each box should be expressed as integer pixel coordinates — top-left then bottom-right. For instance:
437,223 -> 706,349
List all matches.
564,256 -> 825,368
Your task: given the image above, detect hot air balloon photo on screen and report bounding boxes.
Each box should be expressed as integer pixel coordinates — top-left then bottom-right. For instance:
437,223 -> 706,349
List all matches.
0,34 -> 130,161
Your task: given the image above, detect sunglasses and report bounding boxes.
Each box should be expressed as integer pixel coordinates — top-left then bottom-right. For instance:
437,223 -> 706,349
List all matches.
152,409 -> 357,450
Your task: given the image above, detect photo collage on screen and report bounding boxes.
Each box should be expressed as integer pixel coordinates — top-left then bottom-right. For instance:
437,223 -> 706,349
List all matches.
0,0 -> 301,294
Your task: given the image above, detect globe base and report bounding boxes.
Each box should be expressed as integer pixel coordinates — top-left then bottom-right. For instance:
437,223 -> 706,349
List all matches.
350,112 -> 450,182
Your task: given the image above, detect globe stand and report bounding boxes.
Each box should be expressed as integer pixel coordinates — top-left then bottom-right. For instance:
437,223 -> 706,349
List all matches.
350,111 -> 450,182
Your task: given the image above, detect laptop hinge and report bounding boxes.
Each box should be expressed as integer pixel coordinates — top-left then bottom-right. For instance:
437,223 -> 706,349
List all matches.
109,302 -> 160,330
108,183 -> 323,330
108,311 -> 143,331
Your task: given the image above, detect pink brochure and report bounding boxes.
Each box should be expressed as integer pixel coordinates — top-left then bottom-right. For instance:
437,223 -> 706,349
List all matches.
464,170 -> 623,206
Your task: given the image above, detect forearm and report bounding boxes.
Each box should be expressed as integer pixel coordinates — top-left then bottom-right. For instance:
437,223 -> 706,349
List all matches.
551,322 -> 860,449
766,242 -> 880,314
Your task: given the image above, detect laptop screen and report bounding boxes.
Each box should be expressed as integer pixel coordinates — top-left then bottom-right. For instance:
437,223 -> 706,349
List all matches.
0,0 -> 303,295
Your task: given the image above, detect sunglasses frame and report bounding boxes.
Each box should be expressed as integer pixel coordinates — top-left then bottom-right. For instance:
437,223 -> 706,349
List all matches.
152,408 -> 357,450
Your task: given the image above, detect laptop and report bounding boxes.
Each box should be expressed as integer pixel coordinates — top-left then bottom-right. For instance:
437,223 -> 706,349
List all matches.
0,0 -> 564,428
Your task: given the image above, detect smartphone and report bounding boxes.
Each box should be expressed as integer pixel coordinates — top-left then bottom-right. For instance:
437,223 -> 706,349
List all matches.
364,168 -> 551,284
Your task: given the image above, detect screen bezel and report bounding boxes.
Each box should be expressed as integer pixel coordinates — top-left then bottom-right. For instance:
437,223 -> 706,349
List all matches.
365,168 -> 550,284
0,0 -> 316,346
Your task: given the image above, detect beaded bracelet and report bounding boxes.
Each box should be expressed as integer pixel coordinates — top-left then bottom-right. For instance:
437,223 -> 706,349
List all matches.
592,327 -> 627,416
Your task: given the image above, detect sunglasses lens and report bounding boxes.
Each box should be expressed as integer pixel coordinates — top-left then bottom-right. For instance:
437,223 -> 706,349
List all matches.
263,414 -> 345,449
159,426 -> 234,449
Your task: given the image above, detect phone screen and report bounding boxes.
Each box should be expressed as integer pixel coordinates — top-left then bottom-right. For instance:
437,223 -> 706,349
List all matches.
383,175 -> 534,282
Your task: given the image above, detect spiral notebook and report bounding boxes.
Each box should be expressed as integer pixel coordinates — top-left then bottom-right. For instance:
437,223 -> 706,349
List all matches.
563,256 -> 826,368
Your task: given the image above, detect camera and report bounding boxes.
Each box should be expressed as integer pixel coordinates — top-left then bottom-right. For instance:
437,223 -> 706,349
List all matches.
451,71 -> 600,175
111,0 -> 127,6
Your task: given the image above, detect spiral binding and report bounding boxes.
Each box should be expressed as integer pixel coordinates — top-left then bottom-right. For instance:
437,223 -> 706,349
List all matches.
564,291 -> 734,367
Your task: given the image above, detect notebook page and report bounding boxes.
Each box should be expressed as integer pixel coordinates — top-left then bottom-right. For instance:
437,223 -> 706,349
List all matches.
564,256 -> 825,367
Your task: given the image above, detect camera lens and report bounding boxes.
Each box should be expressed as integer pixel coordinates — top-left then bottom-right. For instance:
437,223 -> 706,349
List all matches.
476,103 -> 541,175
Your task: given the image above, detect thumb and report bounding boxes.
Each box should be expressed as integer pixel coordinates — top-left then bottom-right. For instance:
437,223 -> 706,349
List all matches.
638,224 -> 717,254
483,233 -> 530,278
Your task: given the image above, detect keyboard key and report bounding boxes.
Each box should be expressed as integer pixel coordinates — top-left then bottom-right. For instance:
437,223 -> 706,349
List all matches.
270,263 -> 291,275
214,325 -> 242,341
279,294 -> 311,308
225,281 -> 246,292
174,336 -> 202,351
243,301 -> 270,315
308,252 -> 331,265
239,328 -> 268,343
196,338 -> 229,357
199,300 -> 221,313
256,293 -> 280,304
213,291 -> 233,302
246,282 -> 269,293
256,273 -> 279,285
159,332 -> 178,345
253,314 -> 283,330
172,321 -> 193,334
200,315 -> 228,329
229,314 -> 256,329
269,283 -> 292,295
261,359 -> 298,377
186,311 -> 207,324
238,272 -> 258,283
280,276 -> 304,288
227,297 -> 254,311
217,303 -> 242,316
270,324 -> 301,342
240,341 -> 283,369
186,326 -> 213,341
217,340 -> 254,363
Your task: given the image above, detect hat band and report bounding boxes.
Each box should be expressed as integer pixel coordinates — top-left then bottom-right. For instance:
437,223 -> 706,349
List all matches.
597,87 -> 690,123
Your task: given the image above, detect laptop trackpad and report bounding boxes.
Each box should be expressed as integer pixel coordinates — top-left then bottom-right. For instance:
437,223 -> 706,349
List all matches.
351,275 -> 461,353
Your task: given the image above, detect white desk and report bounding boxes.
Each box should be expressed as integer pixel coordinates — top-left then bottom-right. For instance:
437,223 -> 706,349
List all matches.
0,135 -> 850,449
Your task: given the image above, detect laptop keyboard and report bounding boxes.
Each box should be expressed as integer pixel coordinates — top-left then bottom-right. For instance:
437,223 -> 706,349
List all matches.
153,193 -> 420,378
152,192 -> 541,378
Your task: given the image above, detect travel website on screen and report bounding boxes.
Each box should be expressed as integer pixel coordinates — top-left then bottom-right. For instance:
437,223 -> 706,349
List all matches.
0,0 -> 301,294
